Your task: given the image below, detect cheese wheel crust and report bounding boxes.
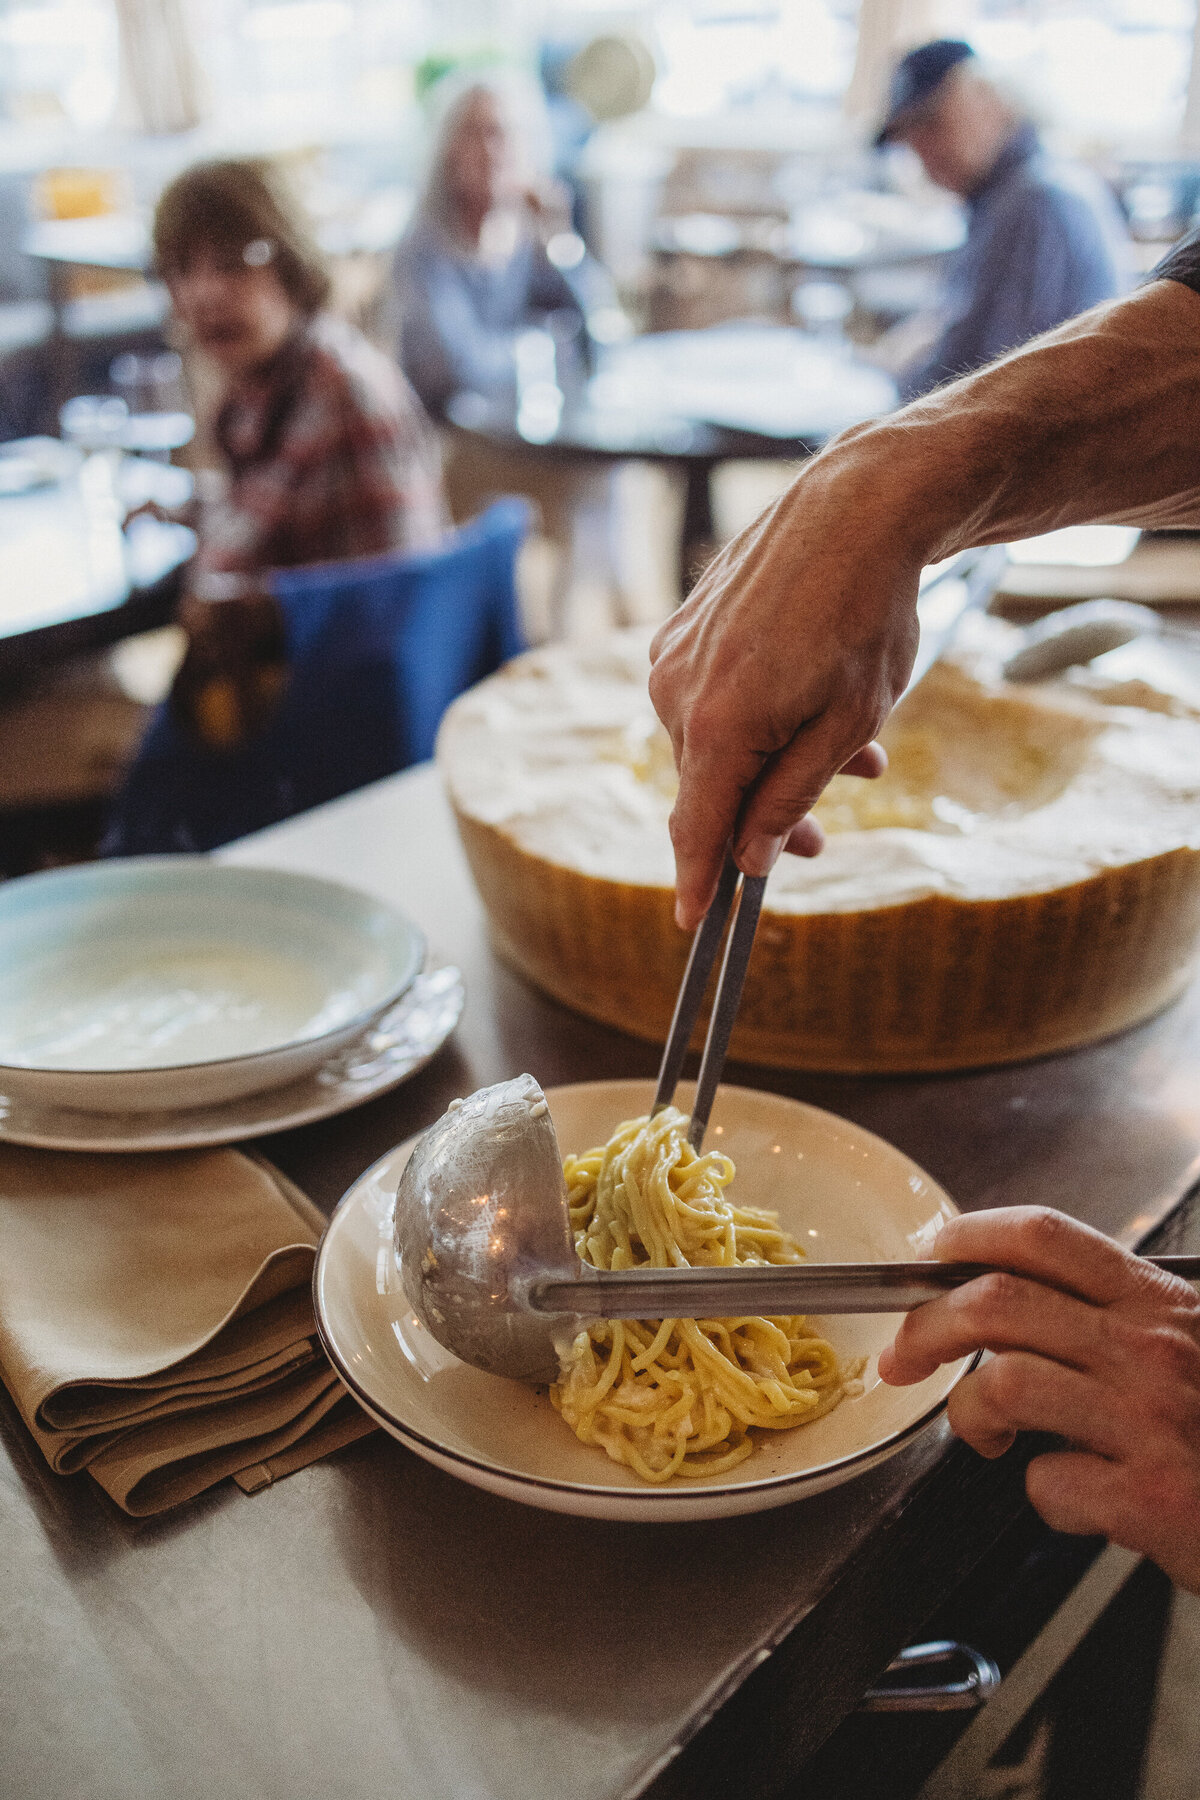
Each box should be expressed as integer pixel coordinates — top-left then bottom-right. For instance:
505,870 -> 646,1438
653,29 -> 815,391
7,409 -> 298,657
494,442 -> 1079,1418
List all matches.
452,806 -> 1200,1072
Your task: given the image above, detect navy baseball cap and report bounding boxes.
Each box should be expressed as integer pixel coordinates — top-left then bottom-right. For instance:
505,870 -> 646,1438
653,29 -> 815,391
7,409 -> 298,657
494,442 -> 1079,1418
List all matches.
874,39 -> 975,146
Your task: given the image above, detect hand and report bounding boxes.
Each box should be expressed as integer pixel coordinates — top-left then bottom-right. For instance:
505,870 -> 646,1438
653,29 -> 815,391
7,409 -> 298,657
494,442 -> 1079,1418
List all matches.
122,497 -> 172,526
648,441 -> 922,929
879,1207 -> 1200,1594
173,587 -> 287,749
523,178 -> 572,237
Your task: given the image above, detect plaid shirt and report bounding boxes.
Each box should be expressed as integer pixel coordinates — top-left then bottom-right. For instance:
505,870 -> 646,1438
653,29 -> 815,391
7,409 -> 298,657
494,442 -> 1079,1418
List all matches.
198,314 -> 446,580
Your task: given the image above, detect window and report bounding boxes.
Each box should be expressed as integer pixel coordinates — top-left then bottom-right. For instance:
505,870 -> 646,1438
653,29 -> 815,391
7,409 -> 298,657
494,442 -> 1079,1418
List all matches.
0,0 -> 119,129
653,0 -> 860,118
971,0 -> 1195,146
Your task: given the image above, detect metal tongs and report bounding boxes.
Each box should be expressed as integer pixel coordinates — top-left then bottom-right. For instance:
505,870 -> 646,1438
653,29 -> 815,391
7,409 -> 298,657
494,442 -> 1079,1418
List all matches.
652,542 -> 1012,1148
654,850 -> 763,1151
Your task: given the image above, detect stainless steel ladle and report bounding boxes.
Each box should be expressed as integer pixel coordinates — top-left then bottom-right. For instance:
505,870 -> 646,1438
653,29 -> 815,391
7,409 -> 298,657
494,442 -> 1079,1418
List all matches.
391,1066 -> 1200,1382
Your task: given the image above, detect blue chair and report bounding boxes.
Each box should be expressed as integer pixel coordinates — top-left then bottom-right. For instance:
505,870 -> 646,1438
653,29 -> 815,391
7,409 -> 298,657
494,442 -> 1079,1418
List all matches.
104,497 -> 531,855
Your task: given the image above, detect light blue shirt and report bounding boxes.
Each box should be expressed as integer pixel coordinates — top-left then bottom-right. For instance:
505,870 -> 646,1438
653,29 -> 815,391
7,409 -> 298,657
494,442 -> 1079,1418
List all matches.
900,126 -> 1128,400
392,214 -> 607,418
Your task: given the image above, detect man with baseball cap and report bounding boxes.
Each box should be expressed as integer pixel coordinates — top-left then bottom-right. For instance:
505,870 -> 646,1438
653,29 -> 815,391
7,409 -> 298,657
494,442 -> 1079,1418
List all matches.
875,39 -> 1128,398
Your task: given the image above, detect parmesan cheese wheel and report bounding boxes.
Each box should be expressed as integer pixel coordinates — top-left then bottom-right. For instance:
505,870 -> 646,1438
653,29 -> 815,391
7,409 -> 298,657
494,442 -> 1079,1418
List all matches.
437,624 -> 1200,1071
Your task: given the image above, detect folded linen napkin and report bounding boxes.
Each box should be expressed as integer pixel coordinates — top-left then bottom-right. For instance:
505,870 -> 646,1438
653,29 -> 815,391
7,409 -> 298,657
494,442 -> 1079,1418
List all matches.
0,1145 -> 373,1515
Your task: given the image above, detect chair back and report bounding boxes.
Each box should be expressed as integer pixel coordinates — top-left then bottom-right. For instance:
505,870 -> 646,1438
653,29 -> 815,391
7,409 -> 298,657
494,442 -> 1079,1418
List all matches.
104,497 -> 530,854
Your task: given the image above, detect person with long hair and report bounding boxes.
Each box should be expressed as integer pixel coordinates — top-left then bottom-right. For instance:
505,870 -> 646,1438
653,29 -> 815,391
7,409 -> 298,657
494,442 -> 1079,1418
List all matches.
392,72 -> 609,417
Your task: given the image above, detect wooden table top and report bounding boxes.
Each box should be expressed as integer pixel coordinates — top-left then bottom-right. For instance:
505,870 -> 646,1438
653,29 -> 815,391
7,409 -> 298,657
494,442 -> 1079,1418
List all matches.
3,763 -> 1196,1800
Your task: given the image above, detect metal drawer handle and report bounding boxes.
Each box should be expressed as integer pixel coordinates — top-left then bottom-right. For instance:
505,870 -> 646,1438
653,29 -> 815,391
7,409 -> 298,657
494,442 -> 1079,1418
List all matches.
859,1640 -> 1001,1713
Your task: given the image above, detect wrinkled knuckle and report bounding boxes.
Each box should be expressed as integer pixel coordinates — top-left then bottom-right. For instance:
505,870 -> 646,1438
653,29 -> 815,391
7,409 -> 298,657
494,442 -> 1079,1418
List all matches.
979,1354 -> 1026,1418
765,786 -> 821,830
647,620 -> 674,663
1137,1259 -> 1200,1310
1017,1207 -> 1071,1256
964,1271 -> 1022,1319
1143,1325 -> 1200,1388
646,658 -> 673,710
680,704 -> 723,762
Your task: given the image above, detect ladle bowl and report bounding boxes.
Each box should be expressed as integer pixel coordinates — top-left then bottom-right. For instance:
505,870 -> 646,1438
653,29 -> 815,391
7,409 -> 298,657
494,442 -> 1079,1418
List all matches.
394,1075 -> 580,1382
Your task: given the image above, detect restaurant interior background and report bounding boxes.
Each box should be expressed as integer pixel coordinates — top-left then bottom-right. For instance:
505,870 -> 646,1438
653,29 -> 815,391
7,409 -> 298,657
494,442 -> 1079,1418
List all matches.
1,7 -> 1200,1797
4,0 -> 1200,873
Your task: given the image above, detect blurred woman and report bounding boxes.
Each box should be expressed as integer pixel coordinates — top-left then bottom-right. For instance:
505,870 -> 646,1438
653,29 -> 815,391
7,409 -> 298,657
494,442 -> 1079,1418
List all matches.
393,75 -> 628,632
392,73 -> 611,418
156,157 -> 445,585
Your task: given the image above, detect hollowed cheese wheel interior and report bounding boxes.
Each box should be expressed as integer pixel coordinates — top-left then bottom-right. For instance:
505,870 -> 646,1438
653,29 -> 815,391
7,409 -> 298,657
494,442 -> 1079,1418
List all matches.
439,623 -> 1200,1071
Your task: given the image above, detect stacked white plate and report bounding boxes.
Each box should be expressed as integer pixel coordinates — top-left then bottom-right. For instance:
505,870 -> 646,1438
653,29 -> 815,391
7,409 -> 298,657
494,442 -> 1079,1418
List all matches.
0,859 -> 428,1116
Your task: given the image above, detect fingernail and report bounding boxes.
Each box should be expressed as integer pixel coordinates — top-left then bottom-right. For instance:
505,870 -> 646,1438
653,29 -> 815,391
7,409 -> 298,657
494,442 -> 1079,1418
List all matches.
674,898 -> 689,930
738,834 -> 784,877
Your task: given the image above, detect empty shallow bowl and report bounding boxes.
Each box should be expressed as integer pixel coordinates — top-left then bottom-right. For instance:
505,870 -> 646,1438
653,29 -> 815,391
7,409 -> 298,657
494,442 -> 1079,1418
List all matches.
0,859 -> 425,1113
314,1079 -> 973,1522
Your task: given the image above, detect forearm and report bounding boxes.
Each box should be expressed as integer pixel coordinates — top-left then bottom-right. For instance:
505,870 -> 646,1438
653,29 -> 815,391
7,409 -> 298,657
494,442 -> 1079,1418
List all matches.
819,278 -> 1200,560
648,274 -> 1200,928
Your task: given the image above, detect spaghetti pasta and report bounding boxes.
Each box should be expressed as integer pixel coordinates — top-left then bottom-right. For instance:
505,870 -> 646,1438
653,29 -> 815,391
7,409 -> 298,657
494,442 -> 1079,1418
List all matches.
550,1106 -> 852,1482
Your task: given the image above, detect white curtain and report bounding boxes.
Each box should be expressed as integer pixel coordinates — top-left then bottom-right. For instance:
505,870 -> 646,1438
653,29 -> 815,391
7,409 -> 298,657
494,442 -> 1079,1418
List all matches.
1182,5 -> 1200,150
116,0 -> 206,135
844,0 -> 970,128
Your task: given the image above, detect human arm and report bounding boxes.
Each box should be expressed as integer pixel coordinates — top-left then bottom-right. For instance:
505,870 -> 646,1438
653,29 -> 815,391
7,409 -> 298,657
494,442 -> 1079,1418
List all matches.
649,275 -> 1200,927
878,1206 -> 1200,1594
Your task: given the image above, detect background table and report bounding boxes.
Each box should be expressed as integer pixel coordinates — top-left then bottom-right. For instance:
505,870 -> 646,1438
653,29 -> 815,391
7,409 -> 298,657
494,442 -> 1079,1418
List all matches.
448,326 -> 897,590
0,451 -> 192,682
2,763 -> 1197,1800
21,216 -> 169,413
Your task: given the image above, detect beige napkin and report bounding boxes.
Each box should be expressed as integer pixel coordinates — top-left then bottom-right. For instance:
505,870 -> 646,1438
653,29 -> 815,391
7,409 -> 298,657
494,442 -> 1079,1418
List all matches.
0,1145 -> 373,1515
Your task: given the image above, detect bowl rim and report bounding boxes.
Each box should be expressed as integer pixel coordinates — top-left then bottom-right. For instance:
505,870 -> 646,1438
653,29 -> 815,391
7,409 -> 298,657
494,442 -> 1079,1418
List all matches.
313,1083 -> 977,1507
0,856 -> 426,1080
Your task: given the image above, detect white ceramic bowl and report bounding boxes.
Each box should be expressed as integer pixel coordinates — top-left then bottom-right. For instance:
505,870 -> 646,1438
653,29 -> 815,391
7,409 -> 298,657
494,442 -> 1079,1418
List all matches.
0,859 -> 425,1113
314,1079 -> 974,1522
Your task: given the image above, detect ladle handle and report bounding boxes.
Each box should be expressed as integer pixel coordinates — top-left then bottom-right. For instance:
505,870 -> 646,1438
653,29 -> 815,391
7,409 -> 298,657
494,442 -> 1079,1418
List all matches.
527,1256 -> 1200,1318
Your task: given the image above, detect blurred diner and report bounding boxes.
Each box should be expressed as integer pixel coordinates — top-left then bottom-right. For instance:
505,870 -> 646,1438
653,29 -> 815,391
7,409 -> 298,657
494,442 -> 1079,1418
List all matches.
145,157 -> 448,754
874,40 -> 1130,399
157,158 -> 445,585
391,72 -> 625,632
392,73 -> 611,420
